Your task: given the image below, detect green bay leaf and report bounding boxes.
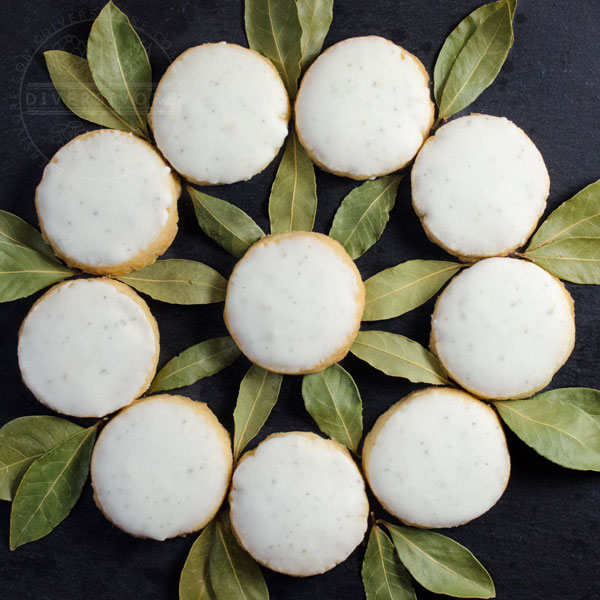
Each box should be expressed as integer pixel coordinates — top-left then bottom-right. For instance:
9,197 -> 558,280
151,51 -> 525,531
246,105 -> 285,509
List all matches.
362,525 -> 416,600
302,364 -> 362,451
233,366 -> 283,461
297,0 -> 334,71
150,337 -> 241,393
0,242 -> 73,303
209,513 -> 269,600
43,51 -> 133,132
269,130 -> 317,234
351,331 -> 449,385
329,175 -> 401,260
87,1 -> 151,135
0,416 -> 82,501
438,1 -> 514,119
10,424 -> 97,550
495,397 -> 600,471
535,387 -> 600,420
0,211 -> 55,258
179,521 -> 217,600
117,259 -> 227,304
189,186 -> 265,258
244,0 -> 303,98
363,260 -> 462,321
384,523 -> 495,599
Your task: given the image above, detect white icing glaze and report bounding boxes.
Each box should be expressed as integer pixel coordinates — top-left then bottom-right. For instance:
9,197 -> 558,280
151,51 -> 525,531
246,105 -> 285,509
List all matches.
36,129 -> 177,268
295,36 -> 433,178
432,258 -> 575,399
18,279 -> 158,417
364,388 -> 510,528
225,233 -> 364,373
150,42 -> 289,185
91,395 -> 232,540
412,114 -> 549,258
230,432 -> 368,575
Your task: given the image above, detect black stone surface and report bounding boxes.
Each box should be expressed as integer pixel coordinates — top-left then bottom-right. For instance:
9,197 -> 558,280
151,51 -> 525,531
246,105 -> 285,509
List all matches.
0,1 -> 598,598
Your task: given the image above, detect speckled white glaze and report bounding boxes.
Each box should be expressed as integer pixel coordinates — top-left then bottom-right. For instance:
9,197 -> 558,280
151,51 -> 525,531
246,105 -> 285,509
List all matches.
295,36 -> 433,179
18,279 -> 158,417
412,114 -> 549,259
363,388 -> 510,528
431,258 -> 575,399
230,432 -> 368,576
91,395 -> 232,540
150,42 -> 289,185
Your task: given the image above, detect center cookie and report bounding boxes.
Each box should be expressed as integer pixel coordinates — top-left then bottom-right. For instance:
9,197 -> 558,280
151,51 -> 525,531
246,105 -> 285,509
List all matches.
224,232 -> 365,374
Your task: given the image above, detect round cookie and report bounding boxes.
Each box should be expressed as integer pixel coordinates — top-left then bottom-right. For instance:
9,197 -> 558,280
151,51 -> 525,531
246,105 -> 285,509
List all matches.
18,278 -> 159,417
431,258 -> 575,400
412,114 -> 549,261
36,129 -> 180,276
91,395 -> 232,540
295,36 -> 434,179
229,432 -> 368,576
150,42 -> 290,185
363,387 -> 511,528
224,232 -> 365,374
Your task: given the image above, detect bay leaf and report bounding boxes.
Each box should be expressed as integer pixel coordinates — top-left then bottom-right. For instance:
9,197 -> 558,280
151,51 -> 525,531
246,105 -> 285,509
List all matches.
301,363 -> 362,452
179,521 -> 216,600
363,260 -> 462,321
438,1 -> 513,119
350,330 -> 449,385
10,424 -> 98,550
209,513 -> 269,600
0,211 -> 55,258
0,242 -> 74,303
87,1 -> 151,135
495,397 -> 600,471
244,0 -> 303,98
149,337 -> 241,393
44,50 -> 133,133
297,0 -> 334,71
362,525 -> 416,600
0,416 -> 82,501
189,186 -> 265,258
384,523 -> 495,599
117,259 -> 227,304
329,175 -> 401,260
233,366 -> 283,461
269,130 -> 317,235
534,387 -> 600,420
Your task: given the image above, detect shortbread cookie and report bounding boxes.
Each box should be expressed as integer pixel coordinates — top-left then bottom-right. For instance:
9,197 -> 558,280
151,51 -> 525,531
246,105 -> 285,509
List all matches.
431,258 -> 575,400
91,395 -> 232,540
363,388 -> 510,528
150,42 -> 290,185
18,278 -> 159,417
224,232 -> 364,374
295,36 -> 434,179
412,114 -> 549,260
36,129 -> 180,275
230,432 -> 368,576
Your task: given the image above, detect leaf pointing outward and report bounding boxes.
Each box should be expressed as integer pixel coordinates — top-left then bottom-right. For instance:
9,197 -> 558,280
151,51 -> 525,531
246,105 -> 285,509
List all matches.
536,387 -> 600,421
244,0 -> 303,98
10,424 -> 98,550
179,521 -> 217,600
329,175 -> 402,260
87,1 -> 151,135
302,364 -> 362,452
384,523 -> 495,599
0,211 -> 55,258
297,0 -> 334,72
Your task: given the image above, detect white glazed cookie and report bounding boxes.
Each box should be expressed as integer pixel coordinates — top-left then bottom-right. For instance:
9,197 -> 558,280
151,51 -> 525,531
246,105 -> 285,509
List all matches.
230,432 -> 368,576
295,36 -> 434,179
412,114 -> 549,260
150,42 -> 290,185
91,395 -> 232,540
224,232 -> 365,374
18,278 -> 159,417
363,388 -> 510,528
431,258 -> 575,400
36,129 -> 180,276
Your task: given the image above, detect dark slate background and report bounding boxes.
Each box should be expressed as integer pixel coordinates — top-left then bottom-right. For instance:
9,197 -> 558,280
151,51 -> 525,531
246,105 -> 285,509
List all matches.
0,1 -> 599,598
